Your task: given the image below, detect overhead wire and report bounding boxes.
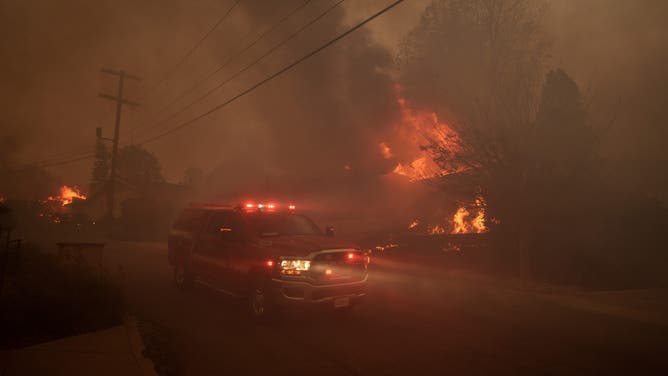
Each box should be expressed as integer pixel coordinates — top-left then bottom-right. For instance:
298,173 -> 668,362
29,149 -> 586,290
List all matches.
132,0 -> 314,135
143,0 -> 243,95
135,0 -> 346,139
18,0 -> 405,168
138,0 -> 405,146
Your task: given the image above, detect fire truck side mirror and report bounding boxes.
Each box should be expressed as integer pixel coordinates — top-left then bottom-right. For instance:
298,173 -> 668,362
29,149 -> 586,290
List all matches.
325,226 -> 335,237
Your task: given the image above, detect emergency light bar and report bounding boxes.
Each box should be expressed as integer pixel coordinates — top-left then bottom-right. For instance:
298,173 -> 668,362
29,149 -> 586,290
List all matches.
240,202 -> 296,212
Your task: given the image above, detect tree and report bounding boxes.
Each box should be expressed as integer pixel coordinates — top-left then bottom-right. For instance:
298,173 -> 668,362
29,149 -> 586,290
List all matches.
116,145 -> 164,186
534,69 -> 594,179
182,167 -> 204,187
398,1 -> 597,280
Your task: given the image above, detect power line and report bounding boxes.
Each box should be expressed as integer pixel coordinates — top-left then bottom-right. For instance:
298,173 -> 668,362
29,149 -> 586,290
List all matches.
28,151 -> 97,169
145,0 -> 242,95
138,0 -> 405,146
132,0 -> 313,135
135,0 -> 345,139
19,0 -> 404,169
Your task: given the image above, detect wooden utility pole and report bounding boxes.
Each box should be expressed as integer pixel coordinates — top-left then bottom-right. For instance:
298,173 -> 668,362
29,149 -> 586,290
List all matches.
99,68 -> 140,236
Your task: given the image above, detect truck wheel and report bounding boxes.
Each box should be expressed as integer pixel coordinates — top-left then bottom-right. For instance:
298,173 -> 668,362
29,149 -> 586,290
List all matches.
249,279 -> 277,322
174,264 -> 194,290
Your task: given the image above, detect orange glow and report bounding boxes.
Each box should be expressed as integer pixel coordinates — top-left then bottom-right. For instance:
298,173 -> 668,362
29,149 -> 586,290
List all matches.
452,207 -> 471,234
325,269 -> 333,275
379,142 -> 393,159
392,157 -> 437,182
410,195 -> 491,235
48,185 -> 86,206
428,224 -> 447,235
267,203 -> 276,209
389,86 -> 464,181
452,195 -> 488,234
288,204 -> 296,210
374,243 -> 399,252
471,197 -> 487,233
266,260 -> 274,268
347,252 -> 354,260
245,203 -> 255,208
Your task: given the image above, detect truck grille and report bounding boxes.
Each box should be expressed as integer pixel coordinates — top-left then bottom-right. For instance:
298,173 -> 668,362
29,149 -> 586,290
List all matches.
310,250 -> 367,285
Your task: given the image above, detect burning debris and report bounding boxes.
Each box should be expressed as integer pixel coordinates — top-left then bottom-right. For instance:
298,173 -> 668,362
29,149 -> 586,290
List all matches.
47,185 -> 87,206
382,87 -> 464,182
410,195 -> 493,235
374,243 -> 399,252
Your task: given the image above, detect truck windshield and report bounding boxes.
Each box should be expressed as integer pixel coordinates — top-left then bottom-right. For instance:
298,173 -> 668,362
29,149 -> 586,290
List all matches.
247,213 -> 322,237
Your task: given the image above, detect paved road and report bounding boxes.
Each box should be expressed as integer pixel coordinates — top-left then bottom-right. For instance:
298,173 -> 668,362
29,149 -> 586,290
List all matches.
104,242 -> 668,375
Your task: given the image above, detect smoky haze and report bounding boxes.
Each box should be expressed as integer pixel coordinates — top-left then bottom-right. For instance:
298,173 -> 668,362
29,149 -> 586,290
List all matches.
1,0 -> 667,204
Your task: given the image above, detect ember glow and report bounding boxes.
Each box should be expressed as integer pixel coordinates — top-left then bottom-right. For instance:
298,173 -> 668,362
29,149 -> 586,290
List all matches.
48,185 -> 86,206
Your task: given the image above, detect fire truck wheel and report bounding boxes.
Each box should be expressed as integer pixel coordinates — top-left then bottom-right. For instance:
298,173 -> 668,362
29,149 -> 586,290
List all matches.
249,278 -> 278,323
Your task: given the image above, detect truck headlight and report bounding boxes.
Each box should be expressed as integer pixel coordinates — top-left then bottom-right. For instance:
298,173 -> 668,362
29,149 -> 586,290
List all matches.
280,259 -> 310,273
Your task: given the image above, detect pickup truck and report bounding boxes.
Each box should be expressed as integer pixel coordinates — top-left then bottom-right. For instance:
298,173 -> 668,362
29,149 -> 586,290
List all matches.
168,202 -> 368,321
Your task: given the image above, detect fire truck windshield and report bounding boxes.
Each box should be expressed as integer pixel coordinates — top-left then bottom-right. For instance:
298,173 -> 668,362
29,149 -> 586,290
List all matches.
247,213 -> 322,237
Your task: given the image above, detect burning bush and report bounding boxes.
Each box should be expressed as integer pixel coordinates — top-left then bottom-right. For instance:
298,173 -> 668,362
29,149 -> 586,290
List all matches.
407,195 -> 493,236
47,185 -> 86,206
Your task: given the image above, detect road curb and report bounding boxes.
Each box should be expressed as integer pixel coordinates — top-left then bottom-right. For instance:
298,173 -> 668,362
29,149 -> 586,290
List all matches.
124,315 -> 159,376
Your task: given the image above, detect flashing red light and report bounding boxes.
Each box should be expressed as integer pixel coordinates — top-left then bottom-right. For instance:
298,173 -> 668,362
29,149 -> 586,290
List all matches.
267,203 -> 276,209
266,260 -> 274,268
258,204 -> 265,209
347,252 -> 355,260
245,203 -> 255,209
288,204 -> 296,210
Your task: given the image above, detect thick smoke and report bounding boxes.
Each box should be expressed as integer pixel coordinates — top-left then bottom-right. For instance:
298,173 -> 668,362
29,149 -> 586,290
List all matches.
1,0 -> 667,208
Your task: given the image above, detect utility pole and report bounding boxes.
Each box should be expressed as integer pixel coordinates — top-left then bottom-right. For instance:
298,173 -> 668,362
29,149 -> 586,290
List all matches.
99,68 -> 140,236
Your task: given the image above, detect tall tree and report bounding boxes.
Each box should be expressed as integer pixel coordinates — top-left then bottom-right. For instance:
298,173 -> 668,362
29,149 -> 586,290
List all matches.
116,145 -> 164,186
397,1 -> 601,280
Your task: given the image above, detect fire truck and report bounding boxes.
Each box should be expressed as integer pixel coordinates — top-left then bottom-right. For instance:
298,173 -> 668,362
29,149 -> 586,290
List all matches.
168,202 -> 369,321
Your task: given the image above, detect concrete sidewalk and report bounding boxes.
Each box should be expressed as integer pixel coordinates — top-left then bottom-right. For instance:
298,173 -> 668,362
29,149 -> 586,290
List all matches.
0,318 -> 156,376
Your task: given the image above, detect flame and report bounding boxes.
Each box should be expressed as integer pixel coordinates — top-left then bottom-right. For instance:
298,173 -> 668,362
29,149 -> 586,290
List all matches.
452,207 -> 471,234
387,87 -> 463,181
452,196 -> 488,234
428,224 -> 447,235
48,185 -> 86,206
379,142 -> 393,159
471,197 -> 486,233
392,157 -> 439,181
408,195 -> 491,235
374,243 -> 399,252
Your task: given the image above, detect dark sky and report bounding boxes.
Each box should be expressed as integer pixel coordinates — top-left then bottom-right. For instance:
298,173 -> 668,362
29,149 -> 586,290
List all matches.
1,0 -> 666,191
